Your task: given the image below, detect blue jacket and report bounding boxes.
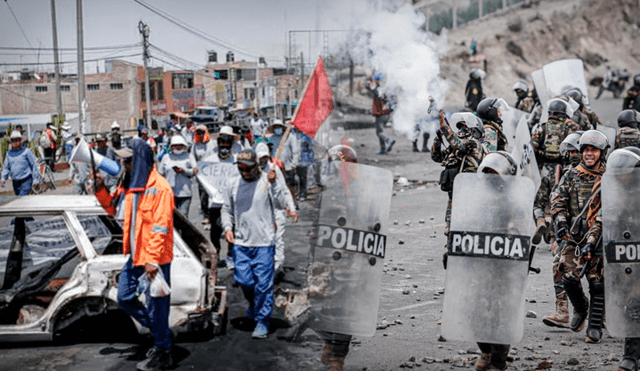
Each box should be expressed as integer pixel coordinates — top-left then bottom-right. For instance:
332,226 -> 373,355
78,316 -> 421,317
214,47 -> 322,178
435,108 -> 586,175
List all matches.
1,147 -> 41,183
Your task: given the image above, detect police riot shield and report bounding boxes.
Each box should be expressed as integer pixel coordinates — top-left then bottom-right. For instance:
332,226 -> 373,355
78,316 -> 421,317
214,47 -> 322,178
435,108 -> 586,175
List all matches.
511,115 -> 542,192
197,160 -> 238,206
307,161 -> 393,337
597,125 -> 616,152
442,173 -> 535,344
502,106 -> 528,152
602,167 -> 640,337
539,59 -> 590,123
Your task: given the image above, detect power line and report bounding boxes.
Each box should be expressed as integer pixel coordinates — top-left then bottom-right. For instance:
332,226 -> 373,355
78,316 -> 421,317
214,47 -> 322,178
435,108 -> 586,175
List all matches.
0,53 -> 142,67
0,43 -> 142,51
4,0 -> 33,49
132,0 -> 280,63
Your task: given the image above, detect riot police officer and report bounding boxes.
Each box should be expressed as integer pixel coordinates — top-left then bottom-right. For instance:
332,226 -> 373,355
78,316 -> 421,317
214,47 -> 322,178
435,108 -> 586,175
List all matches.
541,131 -> 583,329
552,130 -> 608,343
531,99 -> 580,245
513,80 -> 534,113
615,109 -> 640,149
622,74 -> 640,111
431,110 -> 488,261
476,98 -> 509,151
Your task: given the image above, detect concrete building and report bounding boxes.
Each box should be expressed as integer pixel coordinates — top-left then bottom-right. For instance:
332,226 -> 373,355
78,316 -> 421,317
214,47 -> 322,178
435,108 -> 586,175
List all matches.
0,60 -> 139,133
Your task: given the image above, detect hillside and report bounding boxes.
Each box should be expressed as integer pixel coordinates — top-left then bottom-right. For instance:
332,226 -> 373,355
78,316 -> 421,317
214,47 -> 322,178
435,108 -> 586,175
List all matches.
334,0 -> 640,112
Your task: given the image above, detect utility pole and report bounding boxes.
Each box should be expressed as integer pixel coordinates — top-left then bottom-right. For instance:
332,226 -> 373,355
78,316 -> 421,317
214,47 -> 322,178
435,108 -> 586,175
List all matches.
51,0 -> 63,120
76,0 -> 87,133
139,21 -> 151,129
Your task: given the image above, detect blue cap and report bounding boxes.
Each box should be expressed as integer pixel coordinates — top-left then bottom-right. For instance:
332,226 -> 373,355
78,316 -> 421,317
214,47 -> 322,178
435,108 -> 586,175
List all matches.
373,72 -> 384,81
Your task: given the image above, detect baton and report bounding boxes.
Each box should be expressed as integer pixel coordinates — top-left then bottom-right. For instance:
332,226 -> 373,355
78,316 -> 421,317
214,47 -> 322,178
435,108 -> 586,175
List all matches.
579,235 -> 602,278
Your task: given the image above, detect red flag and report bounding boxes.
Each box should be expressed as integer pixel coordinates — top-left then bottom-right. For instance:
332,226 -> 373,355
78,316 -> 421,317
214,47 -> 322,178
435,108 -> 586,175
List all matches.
292,56 -> 333,138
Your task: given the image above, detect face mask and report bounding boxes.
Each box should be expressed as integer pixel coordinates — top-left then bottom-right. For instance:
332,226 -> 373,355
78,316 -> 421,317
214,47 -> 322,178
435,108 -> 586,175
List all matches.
219,147 -> 231,159
274,128 -> 283,136
569,152 -> 582,166
172,149 -> 185,155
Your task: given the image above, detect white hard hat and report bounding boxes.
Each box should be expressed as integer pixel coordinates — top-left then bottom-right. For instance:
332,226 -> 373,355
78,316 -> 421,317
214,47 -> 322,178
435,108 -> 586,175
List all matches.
9,130 -> 22,140
111,121 -> 120,130
61,122 -> 71,131
170,135 -> 188,147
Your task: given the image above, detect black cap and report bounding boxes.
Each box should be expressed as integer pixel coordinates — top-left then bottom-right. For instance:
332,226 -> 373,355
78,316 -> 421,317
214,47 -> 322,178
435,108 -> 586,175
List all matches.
236,149 -> 257,166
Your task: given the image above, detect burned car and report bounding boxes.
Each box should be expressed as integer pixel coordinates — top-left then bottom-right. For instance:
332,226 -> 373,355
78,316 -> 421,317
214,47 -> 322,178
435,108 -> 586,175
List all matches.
0,195 -> 226,342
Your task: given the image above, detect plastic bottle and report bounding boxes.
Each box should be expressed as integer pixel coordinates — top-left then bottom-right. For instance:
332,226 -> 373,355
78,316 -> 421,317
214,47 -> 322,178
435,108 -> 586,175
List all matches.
136,274 -> 150,296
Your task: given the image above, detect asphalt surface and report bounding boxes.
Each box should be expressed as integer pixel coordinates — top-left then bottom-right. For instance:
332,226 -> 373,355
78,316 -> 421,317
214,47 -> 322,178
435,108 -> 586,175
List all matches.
0,94 -> 628,371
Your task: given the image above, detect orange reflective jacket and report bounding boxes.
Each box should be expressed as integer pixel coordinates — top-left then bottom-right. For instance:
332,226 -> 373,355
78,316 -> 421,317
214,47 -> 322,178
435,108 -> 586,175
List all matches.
96,168 -> 174,266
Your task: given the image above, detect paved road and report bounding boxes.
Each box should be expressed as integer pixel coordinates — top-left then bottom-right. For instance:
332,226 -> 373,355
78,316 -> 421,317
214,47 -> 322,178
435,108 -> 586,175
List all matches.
0,93 -> 627,371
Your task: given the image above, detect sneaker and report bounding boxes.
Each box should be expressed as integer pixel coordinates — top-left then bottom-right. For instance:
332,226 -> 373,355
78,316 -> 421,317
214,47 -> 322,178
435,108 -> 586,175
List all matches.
226,256 -> 235,271
376,149 -> 387,155
386,139 -> 396,153
136,346 -> 172,371
252,322 -> 269,339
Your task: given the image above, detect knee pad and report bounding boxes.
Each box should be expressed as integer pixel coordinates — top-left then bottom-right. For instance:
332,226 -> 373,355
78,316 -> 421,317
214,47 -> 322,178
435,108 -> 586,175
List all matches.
588,279 -> 604,296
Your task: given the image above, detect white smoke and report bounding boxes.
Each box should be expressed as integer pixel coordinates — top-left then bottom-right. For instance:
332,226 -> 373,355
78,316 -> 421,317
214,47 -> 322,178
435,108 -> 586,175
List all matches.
323,0 -> 450,137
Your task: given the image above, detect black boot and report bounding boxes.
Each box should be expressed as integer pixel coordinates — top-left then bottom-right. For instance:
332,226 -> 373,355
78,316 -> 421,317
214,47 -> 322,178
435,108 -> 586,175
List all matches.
586,279 -> 605,343
563,275 -> 589,332
412,140 -> 419,152
422,133 -> 430,152
618,338 -> 640,371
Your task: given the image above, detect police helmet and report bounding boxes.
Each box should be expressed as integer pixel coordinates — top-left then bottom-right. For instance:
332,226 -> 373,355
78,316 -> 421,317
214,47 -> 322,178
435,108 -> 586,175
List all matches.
607,148 -> 640,169
478,151 -> 518,175
449,112 -> 484,139
477,98 -> 508,123
512,80 -> 528,93
559,131 -> 584,156
564,88 -> 584,110
617,109 -> 640,129
579,130 -> 609,155
469,68 -> 486,80
547,98 -> 571,119
326,145 -> 357,163
634,73 -> 640,87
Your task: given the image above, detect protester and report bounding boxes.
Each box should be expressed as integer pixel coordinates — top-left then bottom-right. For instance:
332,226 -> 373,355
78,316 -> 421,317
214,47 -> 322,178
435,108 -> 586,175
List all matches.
366,73 -> 396,154
221,148 -> 296,339
41,123 -> 58,170
70,135 -> 90,195
1,130 -> 40,195
192,125 -> 216,224
158,135 -> 198,216
94,138 -> 174,370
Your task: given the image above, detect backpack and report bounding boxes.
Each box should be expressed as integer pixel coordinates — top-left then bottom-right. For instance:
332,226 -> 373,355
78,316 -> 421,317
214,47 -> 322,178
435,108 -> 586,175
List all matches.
39,131 -> 51,148
542,118 -> 570,160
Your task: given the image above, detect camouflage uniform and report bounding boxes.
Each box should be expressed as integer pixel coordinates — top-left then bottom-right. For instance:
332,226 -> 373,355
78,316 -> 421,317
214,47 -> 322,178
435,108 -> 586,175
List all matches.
531,117 -> 580,227
516,96 -> 534,113
482,121 -> 508,152
552,163 -> 605,274
432,124 -> 487,235
527,104 -> 542,133
616,126 -> 640,149
571,110 -> 592,132
583,107 -> 602,130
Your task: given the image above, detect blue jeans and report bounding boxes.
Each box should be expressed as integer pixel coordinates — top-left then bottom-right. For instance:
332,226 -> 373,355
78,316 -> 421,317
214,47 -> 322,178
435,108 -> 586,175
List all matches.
375,114 -> 391,150
233,245 -> 275,326
13,176 -> 33,196
175,196 -> 191,217
118,258 -> 172,350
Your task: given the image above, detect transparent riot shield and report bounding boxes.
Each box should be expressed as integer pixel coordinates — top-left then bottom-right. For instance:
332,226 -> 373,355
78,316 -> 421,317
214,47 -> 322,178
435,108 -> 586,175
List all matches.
539,59 -> 590,123
502,106 -> 528,151
597,125 -> 616,152
602,167 -> 640,337
531,69 -> 548,107
442,173 -> 535,344
307,161 -> 393,337
511,116 -> 542,192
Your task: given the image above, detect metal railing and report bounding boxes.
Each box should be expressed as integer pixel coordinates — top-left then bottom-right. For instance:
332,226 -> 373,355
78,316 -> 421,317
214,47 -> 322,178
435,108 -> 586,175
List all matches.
414,0 -> 528,33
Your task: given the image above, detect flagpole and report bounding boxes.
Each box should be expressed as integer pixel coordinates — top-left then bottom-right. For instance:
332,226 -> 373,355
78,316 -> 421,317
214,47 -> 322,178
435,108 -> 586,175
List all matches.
273,55 -> 322,163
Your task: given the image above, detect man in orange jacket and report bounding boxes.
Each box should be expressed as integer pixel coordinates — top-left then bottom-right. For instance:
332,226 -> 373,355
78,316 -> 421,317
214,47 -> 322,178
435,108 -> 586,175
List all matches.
95,138 -> 175,371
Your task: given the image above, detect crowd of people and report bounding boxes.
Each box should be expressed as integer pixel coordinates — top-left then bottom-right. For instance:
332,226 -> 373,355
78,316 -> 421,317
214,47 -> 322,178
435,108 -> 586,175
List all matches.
1,69 -> 640,371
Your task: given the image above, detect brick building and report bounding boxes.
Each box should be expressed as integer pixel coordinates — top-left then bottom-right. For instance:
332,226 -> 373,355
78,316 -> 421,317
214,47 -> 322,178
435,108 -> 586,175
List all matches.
0,60 -> 139,133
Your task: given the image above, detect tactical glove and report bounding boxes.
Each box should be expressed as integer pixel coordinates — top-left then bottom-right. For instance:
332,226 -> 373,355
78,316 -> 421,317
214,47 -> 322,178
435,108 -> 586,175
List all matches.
580,242 -> 595,260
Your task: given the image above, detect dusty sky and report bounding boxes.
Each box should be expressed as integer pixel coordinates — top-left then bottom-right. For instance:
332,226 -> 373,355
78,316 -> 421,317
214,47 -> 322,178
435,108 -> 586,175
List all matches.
0,0 -> 331,73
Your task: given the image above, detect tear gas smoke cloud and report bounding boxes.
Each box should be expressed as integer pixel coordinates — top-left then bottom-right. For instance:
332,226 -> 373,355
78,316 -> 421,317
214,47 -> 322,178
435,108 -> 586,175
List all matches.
324,0 -> 450,138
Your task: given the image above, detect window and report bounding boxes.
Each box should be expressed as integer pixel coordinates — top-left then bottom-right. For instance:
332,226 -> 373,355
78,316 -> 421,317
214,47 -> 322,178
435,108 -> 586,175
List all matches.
172,73 -> 193,89
87,84 -> 99,91
141,81 -> 164,102
35,86 -> 48,93
61,85 -> 70,92
77,215 -> 122,255
241,69 -> 256,81
110,83 -> 123,90
214,69 -> 228,80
